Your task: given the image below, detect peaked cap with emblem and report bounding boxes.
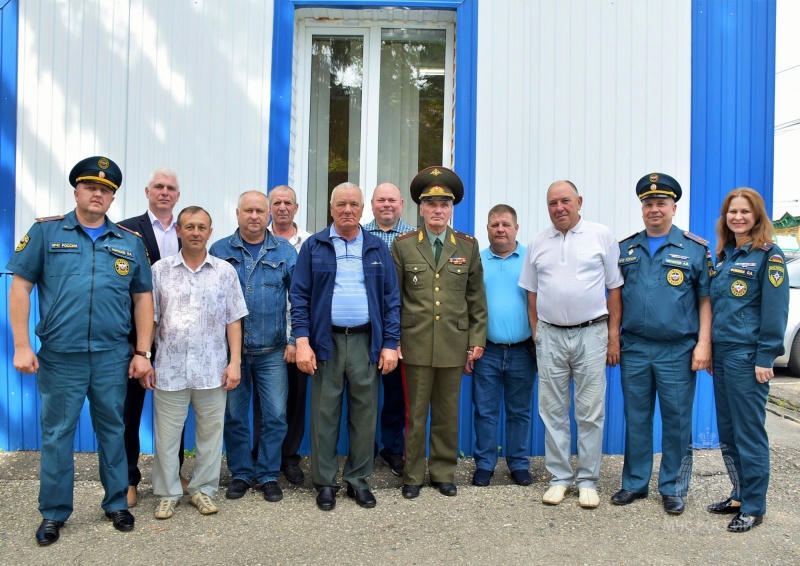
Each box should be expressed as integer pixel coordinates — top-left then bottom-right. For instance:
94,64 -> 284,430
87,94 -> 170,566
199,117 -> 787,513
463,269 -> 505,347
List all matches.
635,172 -> 682,202
69,156 -> 123,192
410,166 -> 464,205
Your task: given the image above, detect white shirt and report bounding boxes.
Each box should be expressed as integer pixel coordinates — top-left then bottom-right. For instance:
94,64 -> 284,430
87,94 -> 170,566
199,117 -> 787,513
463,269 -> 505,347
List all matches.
147,209 -> 179,258
152,252 -> 249,391
268,222 -> 311,253
519,218 -> 623,326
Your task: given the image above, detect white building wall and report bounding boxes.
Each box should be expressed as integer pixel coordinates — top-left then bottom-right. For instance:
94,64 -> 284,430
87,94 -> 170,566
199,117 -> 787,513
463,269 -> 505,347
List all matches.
473,0 -> 692,245
15,0 -> 274,242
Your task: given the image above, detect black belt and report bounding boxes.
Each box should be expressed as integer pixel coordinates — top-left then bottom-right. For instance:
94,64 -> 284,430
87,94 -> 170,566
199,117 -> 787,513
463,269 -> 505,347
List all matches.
547,315 -> 608,330
332,322 -> 371,335
488,338 -> 533,349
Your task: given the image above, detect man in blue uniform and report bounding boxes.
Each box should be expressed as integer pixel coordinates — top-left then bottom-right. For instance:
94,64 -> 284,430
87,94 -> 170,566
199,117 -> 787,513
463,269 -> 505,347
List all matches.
7,156 -> 154,545
611,173 -> 711,515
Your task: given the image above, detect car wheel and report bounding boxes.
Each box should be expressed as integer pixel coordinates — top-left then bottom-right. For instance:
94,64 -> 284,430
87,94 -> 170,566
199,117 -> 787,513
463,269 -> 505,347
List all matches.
790,332 -> 800,377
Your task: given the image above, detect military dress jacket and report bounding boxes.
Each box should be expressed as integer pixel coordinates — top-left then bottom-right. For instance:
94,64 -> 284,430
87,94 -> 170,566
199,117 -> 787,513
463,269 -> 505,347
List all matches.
391,226 -> 488,368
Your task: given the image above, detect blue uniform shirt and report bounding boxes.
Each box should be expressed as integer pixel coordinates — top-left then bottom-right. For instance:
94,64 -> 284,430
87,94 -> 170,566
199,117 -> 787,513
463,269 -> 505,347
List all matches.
619,225 -> 711,342
6,210 -> 153,353
481,243 -> 531,344
710,242 -> 790,367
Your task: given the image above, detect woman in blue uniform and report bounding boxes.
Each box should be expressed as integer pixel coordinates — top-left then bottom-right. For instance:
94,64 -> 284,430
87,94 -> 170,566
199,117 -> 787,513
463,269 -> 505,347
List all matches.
707,188 -> 790,532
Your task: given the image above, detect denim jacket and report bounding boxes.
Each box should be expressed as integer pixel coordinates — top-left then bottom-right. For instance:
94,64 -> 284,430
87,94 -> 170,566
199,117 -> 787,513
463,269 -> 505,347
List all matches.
209,229 -> 297,355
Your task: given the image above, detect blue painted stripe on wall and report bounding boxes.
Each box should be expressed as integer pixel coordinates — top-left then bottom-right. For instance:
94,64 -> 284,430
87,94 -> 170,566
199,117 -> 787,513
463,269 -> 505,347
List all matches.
690,0 -> 777,243
0,0 -> 18,273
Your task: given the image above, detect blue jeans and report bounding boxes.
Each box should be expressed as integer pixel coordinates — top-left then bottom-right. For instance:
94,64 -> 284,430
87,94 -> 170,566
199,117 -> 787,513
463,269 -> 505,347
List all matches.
472,341 -> 536,472
224,350 -> 288,484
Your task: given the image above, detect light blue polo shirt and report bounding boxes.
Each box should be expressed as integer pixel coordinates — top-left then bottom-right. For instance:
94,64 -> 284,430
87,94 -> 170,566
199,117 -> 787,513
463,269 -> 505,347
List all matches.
482,242 -> 531,344
330,224 -> 369,326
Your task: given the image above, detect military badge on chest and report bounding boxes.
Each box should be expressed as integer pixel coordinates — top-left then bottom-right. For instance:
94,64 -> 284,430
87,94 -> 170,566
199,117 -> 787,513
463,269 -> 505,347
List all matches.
731,279 -> 747,297
115,258 -> 130,276
666,268 -> 684,286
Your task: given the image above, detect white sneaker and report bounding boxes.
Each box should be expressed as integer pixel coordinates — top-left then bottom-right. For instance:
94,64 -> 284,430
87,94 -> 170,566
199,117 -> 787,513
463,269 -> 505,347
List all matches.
190,492 -> 218,515
154,498 -> 178,520
542,485 -> 569,505
579,488 -> 600,508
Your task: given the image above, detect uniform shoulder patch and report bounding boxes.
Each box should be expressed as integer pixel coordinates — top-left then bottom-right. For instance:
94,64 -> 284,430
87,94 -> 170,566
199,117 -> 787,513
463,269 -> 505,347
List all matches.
759,242 -> 775,251
395,229 -> 418,241
117,224 -> 143,238
454,230 -> 475,243
619,232 -> 638,243
683,231 -> 709,246
36,214 -> 65,223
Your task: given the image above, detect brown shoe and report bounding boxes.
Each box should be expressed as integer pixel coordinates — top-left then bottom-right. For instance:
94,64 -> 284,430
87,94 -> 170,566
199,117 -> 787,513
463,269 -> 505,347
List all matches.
180,476 -> 190,495
127,486 -> 138,508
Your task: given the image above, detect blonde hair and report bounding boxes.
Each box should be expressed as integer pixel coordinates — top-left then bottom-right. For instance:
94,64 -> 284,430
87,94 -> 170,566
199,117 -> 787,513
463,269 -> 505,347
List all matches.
715,187 -> 773,260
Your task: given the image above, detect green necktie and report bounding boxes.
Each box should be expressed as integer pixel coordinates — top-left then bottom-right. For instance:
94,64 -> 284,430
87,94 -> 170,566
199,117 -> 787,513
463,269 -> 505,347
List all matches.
434,238 -> 443,264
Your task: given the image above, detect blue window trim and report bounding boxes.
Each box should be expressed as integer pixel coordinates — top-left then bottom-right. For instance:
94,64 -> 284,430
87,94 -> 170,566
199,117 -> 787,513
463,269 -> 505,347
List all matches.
268,0 -> 479,234
0,0 -> 18,272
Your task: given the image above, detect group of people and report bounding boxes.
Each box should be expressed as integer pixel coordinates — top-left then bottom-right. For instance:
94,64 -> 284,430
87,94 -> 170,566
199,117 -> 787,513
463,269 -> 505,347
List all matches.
6,156 -> 789,547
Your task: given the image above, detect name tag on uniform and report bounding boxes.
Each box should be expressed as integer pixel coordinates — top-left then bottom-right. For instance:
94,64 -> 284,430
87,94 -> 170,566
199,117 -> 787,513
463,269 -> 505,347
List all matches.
109,247 -> 134,259
663,257 -> 689,268
728,266 -> 755,279
619,256 -> 639,265
50,242 -> 79,251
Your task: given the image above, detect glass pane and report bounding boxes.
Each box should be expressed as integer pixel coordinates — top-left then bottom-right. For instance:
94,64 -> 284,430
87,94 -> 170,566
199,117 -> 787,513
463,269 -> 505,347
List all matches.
307,36 -> 364,231
378,28 -> 447,226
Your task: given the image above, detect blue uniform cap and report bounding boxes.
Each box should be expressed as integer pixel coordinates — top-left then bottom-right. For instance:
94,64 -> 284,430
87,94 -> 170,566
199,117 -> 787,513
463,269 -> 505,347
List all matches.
636,172 -> 682,202
69,156 -> 123,192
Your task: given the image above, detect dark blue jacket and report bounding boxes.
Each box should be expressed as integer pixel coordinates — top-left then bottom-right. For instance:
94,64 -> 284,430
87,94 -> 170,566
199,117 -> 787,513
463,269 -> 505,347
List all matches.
290,225 -> 400,363
710,242 -> 790,367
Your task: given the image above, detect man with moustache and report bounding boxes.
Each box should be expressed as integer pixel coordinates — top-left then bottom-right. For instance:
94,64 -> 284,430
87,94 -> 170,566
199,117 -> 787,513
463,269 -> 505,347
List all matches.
267,185 -> 311,485
290,183 -> 400,511
612,173 -> 711,515
119,168 -> 184,508
391,166 -> 488,499
364,182 -> 414,476
519,180 -> 623,509
210,191 -> 297,502
146,207 -> 248,519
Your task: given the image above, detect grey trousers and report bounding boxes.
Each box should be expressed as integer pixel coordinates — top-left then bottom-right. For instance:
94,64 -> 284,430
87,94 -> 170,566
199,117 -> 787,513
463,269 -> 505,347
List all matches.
535,321 -> 607,489
152,386 -> 227,500
310,332 -> 379,491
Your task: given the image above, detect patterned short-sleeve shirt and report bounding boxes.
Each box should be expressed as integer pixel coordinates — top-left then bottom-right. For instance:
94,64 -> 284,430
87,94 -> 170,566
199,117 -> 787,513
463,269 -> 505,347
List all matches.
152,252 -> 249,391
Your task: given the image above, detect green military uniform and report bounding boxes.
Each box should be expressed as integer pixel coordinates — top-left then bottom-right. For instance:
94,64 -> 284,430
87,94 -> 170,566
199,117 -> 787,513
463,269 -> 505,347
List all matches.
392,224 -> 488,485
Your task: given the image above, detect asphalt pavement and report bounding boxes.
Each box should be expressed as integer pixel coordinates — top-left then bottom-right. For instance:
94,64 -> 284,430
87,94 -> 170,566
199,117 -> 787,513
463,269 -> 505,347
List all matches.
1,389 -> 799,565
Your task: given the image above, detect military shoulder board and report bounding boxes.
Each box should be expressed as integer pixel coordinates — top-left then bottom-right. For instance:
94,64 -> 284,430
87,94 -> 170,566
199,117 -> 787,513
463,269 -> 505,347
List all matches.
395,229 -> 419,241
683,231 -> 709,246
619,232 -> 638,244
36,214 -> 65,223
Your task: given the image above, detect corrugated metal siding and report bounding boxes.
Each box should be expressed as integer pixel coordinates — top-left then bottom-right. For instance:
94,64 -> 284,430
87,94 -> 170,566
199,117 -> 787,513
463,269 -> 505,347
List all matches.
473,0 -> 693,246
2,0 -> 777,456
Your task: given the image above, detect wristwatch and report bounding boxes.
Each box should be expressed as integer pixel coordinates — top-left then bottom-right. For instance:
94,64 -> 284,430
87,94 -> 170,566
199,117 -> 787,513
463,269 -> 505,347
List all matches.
135,350 -> 152,359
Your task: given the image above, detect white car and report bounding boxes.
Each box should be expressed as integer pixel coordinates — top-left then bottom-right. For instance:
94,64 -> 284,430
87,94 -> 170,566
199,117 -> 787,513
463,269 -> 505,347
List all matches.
774,258 -> 800,375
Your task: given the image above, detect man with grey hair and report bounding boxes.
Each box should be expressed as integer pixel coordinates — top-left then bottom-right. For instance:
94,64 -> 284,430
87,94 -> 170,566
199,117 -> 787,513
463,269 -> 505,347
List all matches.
290,183 -> 400,511
119,168 -> 184,508
364,182 -> 413,476
519,180 -> 623,509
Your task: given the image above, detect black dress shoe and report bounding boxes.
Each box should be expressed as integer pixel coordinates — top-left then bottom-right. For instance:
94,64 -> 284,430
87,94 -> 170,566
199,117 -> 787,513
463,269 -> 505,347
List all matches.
316,487 -> 336,511
282,464 -> 304,485
707,497 -> 741,514
662,495 -> 685,515
380,451 -> 404,477
104,509 -> 135,532
346,483 -> 377,508
431,481 -> 457,496
262,481 -> 283,502
36,519 -> 65,546
402,484 -> 421,499
727,512 -> 763,532
610,489 -> 647,505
